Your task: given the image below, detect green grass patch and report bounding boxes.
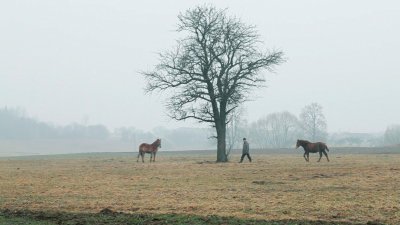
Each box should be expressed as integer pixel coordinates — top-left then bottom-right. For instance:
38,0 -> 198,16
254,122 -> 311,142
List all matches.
0,209 -> 371,225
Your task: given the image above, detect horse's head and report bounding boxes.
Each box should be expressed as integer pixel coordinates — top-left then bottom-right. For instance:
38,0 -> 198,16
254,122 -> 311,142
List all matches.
296,139 -> 308,148
296,139 -> 310,149
156,138 -> 161,148
150,139 -> 162,149
296,139 -> 301,149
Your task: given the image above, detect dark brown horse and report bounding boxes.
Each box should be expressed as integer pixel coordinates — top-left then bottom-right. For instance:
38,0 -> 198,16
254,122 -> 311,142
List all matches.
137,139 -> 161,163
296,139 -> 330,162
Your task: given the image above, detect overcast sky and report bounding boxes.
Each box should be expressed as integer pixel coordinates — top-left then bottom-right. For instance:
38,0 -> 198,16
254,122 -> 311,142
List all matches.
1,0 -> 399,133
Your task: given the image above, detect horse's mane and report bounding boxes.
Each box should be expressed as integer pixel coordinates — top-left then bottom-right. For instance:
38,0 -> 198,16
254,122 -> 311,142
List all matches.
152,139 -> 160,145
298,139 -> 310,144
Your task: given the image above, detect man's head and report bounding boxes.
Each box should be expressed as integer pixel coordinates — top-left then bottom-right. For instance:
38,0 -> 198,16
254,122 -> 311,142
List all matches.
243,138 -> 246,141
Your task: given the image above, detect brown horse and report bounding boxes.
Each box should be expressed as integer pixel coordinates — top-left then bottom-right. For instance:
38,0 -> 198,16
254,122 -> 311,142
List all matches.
137,139 -> 161,163
296,139 -> 330,162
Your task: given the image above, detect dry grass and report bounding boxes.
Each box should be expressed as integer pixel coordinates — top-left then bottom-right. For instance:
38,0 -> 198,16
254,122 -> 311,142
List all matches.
0,152 -> 399,224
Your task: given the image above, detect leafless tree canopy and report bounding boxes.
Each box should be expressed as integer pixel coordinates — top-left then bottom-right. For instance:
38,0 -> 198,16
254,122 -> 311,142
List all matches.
143,5 -> 284,161
250,111 -> 299,148
384,124 -> 400,146
299,103 -> 327,141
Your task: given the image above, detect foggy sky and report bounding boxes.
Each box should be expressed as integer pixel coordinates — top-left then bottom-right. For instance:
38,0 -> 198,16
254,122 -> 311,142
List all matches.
1,0 -> 399,133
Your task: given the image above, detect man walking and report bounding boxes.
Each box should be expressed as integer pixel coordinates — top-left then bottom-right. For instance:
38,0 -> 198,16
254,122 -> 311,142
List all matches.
239,138 -> 252,163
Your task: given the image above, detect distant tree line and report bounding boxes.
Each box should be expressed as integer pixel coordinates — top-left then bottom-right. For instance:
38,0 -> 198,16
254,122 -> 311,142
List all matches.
0,107 -> 214,151
0,107 -> 109,139
226,103 -> 387,149
328,132 -> 383,147
114,126 -> 214,151
384,124 -> 400,146
1,106 -> 394,150
226,103 -> 329,149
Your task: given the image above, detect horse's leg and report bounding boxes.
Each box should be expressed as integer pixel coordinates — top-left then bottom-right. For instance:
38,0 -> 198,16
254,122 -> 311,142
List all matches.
304,152 -> 309,162
307,152 -> 310,162
323,151 -> 330,162
141,153 -> 145,163
153,152 -> 156,162
318,151 -> 322,162
137,152 -> 140,162
150,153 -> 153,163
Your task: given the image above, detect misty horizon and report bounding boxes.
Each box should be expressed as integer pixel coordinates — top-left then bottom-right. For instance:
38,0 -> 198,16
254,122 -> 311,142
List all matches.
0,106 -> 388,135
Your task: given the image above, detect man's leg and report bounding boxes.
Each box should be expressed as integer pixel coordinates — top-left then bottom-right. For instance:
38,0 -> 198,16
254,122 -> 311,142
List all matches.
247,153 -> 252,162
239,154 -> 245,163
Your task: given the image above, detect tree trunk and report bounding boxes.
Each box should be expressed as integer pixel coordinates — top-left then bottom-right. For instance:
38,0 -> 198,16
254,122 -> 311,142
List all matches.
216,123 -> 228,162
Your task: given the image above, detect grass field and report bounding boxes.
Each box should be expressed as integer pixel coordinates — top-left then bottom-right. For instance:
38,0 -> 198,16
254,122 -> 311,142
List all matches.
0,149 -> 399,224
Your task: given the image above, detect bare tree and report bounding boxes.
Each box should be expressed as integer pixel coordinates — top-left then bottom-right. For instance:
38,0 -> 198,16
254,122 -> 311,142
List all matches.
266,111 -> 299,148
250,117 -> 270,149
250,111 -> 298,148
299,103 -> 327,141
384,124 -> 400,146
143,5 -> 284,162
